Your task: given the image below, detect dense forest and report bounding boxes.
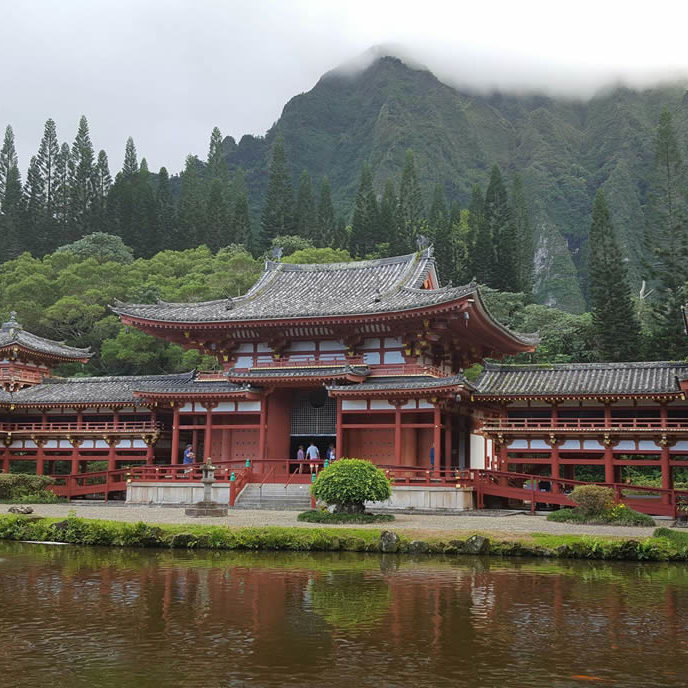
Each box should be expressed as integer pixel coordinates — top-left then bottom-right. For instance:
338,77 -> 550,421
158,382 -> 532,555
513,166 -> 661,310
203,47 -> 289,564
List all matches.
0,55 -> 687,372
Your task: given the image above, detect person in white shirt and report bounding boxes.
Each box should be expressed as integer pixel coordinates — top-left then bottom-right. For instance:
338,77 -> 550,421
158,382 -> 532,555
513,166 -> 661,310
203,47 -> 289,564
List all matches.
306,441 -> 320,473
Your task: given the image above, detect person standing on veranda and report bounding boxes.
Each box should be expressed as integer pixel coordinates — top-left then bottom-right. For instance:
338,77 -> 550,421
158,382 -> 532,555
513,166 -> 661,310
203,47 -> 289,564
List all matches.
306,441 -> 320,473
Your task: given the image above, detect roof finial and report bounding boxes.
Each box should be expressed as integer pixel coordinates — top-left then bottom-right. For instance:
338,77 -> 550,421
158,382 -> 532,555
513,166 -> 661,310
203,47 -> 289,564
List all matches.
416,235 -> 431,252
1,311 -> 20,333
270,245 -> 283,261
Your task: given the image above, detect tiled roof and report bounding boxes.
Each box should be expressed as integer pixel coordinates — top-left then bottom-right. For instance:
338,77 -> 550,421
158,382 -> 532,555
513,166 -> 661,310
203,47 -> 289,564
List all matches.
112,249 -> 462,322
0,313 -> 91,360
134,380 -> 254,396
328,374 -> 469,393
474,361 -> 688,397
6,372 -> 196,406
227,365 -> 369,380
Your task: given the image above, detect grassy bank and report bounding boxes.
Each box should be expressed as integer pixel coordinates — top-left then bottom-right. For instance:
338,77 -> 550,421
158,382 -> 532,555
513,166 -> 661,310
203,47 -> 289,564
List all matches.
1,513 -> 687,561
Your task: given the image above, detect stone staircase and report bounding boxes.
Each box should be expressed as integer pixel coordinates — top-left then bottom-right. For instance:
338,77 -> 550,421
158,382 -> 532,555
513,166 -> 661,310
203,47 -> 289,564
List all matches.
233,483 -> 312,510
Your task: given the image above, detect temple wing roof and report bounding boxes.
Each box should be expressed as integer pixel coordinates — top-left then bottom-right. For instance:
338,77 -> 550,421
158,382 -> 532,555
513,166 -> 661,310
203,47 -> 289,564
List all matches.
226,365 -> 369,381
474,361 -> 688,397
328,374 -> 470,396
0,314 -> 92,361
5,372 -> 195,406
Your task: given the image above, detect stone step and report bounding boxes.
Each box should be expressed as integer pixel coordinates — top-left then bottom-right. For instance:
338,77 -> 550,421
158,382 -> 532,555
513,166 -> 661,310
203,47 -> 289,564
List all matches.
233,483 -> 311,511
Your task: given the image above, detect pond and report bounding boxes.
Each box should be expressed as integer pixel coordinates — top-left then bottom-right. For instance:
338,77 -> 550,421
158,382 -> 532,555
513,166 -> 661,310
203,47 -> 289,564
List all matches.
1,542 -> 687,687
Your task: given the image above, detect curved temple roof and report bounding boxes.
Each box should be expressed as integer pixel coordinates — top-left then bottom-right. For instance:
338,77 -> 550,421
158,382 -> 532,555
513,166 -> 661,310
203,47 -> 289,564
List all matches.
0,312 -> 92,361
474,361 -> 688,397
111,248 -> 537,350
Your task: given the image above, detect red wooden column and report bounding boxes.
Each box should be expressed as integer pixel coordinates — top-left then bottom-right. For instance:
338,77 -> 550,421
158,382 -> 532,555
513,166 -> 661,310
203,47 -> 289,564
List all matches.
170,405 -> 180,464
35,440 -> 45,476
203,403 -> 216,460
393,401 -> 402,466
659,405 -> 672,503
550,441 -> 561,493
603,404 -> 614,484
107,438 -> 118,471
433,403 -> 441,475
1,446 -> 9,473
70,442 -> 81,474
76,410 -> 83,429
444,411 -> 452,470
335,398 -> 343,459
258,394 -> 269,463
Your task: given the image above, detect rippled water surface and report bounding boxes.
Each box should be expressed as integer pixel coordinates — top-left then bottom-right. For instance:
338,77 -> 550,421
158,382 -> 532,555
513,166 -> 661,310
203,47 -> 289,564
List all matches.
1,542 -> 687,687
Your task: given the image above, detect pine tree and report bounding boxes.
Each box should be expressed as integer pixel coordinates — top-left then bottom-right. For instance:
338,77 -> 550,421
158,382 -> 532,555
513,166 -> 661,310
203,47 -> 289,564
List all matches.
0,125 -> 18,205
233,192 -> 253,253
92,150 -> 112,232
467,185 -> 493,284
0,149 -> 24,261
317,176 -> 335,247
511,173 -> 533,294
378,179 -> 397,253
23,155 -> 46,254
349,163 -> 378,257
54,142 -> 71,229
156,167 -> 178,250
429,185 -> 454,284
207,127 -> 227,182
36,119 -> 60,219
647,109 -> 688,358
122,137 -> 139,177
589,190 -> 641,360
332,217 -> 349,251
68,115 -> 95,239
395,150 -> 424,254
295,170 -> 316,241
177,155 -> 206,249
135,159 -> 158,256
485,165 -> 518,291
205,177 -> 230,249
259,136 -> 295,252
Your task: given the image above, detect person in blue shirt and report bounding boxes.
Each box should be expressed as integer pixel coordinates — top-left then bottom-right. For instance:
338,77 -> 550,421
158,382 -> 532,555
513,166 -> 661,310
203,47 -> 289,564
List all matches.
183,444 -> 195,464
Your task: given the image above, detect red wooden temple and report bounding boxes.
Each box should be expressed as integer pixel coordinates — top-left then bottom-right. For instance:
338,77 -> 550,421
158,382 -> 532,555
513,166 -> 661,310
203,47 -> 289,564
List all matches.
2,249 -> 688,514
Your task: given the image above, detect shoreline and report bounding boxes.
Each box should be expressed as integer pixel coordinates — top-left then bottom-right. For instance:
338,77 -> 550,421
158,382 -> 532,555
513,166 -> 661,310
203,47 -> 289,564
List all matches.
1,510 -> 687,561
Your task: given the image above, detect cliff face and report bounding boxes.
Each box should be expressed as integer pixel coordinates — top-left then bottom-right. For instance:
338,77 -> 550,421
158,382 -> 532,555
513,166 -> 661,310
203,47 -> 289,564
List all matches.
223,55 -> 688,313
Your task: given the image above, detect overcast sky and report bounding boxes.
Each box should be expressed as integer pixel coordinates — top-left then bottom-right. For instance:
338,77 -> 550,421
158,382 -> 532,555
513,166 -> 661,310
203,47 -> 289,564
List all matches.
3,0 -> 688,173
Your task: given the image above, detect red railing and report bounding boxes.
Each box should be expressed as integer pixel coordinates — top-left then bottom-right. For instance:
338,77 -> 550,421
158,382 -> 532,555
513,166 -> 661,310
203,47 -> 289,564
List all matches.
50,468 -> 129,501
0,420 -> 159,434
482,418 -> 688,433
252,355 -> 364,368
367,364 -> 445,378
472,469 -> 688,518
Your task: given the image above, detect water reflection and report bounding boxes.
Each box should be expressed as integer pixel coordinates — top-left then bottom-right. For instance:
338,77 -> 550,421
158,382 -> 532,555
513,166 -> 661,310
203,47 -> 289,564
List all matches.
1,543 -> 687,687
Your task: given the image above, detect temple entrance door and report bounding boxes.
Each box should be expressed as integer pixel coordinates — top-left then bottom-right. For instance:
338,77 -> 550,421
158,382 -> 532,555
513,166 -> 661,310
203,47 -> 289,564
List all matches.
290,389 -> 337,465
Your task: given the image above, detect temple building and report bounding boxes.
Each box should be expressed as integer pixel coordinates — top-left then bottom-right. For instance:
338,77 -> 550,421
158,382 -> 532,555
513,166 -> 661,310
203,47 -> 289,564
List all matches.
1,247 -> 688,512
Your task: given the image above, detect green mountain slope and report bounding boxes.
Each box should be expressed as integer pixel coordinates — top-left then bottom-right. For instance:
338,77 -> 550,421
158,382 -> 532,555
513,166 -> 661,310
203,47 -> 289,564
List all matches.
223,55 -> 688,313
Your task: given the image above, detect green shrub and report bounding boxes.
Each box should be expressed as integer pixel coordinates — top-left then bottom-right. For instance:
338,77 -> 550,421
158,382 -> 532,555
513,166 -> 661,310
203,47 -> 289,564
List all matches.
0,474 -> 55,500
297,510 -> 394,524
570,485 -> 615,515
547,505 -> 655,527
311,459 -> 392,513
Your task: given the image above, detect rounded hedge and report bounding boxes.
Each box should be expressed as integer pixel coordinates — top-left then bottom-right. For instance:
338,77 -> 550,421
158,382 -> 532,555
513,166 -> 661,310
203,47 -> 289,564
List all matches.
311,459 -> 392,512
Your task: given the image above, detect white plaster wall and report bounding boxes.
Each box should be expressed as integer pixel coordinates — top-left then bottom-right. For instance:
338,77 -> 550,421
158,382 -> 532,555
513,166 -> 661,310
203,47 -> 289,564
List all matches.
342,400 -> 366,411
367,486 -> 474,512
369,400 -> 394,410
470,433 -> 486,469
237,401 -> 261,412
126,482 -> 231,505
214,402 -> 236,412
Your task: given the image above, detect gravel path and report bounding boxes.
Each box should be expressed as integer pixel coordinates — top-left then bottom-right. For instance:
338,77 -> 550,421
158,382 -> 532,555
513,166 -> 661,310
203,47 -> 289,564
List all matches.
14,503 -> 668,539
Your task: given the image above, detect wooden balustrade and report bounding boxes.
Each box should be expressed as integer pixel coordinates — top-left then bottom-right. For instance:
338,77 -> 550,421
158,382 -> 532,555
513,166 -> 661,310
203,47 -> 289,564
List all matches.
482,417 -> 688,433
0,420 -> 160,434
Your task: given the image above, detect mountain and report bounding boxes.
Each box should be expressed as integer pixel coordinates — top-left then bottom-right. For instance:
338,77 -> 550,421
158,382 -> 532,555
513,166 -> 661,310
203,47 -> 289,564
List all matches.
222,54 -> 688,313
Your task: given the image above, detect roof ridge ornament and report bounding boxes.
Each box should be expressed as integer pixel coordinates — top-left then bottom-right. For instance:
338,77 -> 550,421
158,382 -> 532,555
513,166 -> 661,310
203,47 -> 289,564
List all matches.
416,235 -> 431,252
270,245 -> 283,261
1,311 -> 21,333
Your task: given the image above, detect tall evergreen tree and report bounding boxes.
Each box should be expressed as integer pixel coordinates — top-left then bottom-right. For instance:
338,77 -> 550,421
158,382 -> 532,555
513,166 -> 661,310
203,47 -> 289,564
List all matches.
378,179 -> 397,253
0,125 -> 18,205
259,136 -> 295,252
36,119 -> 60,219
54,142 -> 71,229
0,146 -> 24,261
395,150 -> 424,254
589,190 -> 641,360
317,176 -> 335,247
122,137 -> 139,177
177,155 -> 206,249
647,109 -> 688,358
295,170 -> 316,241
68,115 -> 95,238
156,167 -> 178,249
349,163 -> 378,257
23,155 -> 45,254
207,126 -> 227,182
467,185 -> 493,284
92,150 -> 112,232
205,177 -> 230,249
429,185 -> 454,284
485,165 -> 518,291
233,192 -> 253,254
511,173 -> 533,294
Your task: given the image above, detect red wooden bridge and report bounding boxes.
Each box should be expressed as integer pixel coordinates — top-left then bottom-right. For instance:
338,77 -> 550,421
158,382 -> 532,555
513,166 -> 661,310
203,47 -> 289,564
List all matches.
47,460 -> 688,517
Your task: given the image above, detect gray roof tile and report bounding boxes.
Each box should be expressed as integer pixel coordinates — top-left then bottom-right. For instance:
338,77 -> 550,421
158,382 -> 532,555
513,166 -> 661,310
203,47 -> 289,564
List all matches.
328,374 -> 469,393
227,365 -> 369,380
0,314 -> 91,360
474,361 -> 688,396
